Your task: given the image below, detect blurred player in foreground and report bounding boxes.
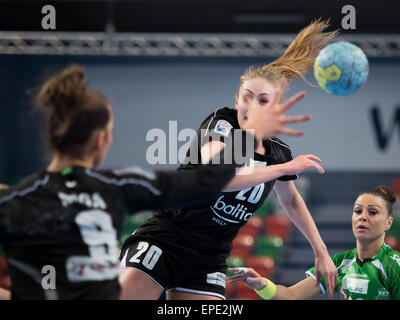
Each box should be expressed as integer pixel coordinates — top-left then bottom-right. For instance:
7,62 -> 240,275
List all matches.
119,19 -> 339,300
0,63 -> 312,299
229,186 -> 400,300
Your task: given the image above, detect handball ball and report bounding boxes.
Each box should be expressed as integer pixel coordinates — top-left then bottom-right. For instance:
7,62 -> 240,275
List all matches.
314,41 -> 369,96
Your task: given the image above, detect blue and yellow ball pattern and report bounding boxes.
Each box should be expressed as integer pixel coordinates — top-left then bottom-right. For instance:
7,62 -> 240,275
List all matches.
314,41 -> 369,96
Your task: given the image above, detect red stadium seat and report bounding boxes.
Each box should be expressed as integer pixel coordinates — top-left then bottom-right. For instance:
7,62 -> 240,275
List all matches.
231,234 -> 255,259
245,255 -> 275,279
392,177 -> 400,197
264,215 -> 292,242
238,215 -> 264,238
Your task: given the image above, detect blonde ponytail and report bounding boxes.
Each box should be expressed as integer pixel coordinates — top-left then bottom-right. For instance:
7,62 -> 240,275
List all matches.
240,19 -> 339,87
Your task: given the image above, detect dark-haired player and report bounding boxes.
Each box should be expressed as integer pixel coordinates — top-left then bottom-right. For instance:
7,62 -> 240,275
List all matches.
229,186 -> 400,300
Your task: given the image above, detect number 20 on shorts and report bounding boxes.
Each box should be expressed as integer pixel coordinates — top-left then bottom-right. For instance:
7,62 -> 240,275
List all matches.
129,241 -> 163,270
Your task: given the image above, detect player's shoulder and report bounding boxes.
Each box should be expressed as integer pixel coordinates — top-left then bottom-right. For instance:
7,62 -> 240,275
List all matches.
381,243 -> 400,272
0,171 -> 46,205
267,137 -> 292,152
198,107 -> 239,140
12,171 -> 46,190
264,137 -> 294,165
332,248 -> 358,267
201,107 -> 238,127
214,107 -> 237,121
209,106 -> 237,120
92,166 -> 157,182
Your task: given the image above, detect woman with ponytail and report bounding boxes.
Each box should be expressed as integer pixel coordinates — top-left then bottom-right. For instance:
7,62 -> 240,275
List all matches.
119,19 -> 339,300
229,186 -> 400,300
0,62 -> 306,299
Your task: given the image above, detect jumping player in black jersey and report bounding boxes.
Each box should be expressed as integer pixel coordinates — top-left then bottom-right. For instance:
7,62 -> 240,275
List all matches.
119,19 -> 339,300
0,63 -> 313,300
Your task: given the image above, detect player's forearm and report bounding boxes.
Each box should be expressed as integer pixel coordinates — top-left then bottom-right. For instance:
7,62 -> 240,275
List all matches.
279,190 -> 328,256
156,135 -> 258,209
255,282 -> 300,300
274,278 -> 322,300
273,285 -> 299,300
156,163 -> 238,209
222,164 -> 287,192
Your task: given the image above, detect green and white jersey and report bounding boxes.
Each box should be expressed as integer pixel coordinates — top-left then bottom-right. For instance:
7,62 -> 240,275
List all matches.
306,243 -> 400,300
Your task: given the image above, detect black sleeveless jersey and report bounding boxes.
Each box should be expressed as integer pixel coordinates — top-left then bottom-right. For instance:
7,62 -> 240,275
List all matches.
132,107 -> 297,262
0,160 -> 240,300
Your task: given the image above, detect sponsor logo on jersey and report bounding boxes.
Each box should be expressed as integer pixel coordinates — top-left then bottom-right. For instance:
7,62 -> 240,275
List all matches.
378,288 -> 390,297
210,195 -> 254,224
344,277 -> 369,295
209,159 -> 266,225
339,285 -> 365,300
214,120 -> 233,137
212,217 -> 227,226
390,254 -> 400,267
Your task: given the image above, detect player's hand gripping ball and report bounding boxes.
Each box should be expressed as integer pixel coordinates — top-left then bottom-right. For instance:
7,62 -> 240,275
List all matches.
314,41 -> 369,96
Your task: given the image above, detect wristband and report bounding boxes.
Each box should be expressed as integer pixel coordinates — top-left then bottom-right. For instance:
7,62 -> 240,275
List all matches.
255,278 -> 277,300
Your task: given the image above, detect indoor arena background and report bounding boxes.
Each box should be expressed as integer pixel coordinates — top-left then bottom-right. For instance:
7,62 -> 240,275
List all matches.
0,1 -> 399,300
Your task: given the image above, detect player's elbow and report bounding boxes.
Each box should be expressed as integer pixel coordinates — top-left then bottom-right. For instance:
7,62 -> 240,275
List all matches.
274,285 -> 299,300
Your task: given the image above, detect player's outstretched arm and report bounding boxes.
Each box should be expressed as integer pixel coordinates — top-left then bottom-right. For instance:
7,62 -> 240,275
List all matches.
273,180 -> 338,297
0,184 -> 8,190
228,267 -> 321,300
220,153 -> 325,192
118,134 -> 257,212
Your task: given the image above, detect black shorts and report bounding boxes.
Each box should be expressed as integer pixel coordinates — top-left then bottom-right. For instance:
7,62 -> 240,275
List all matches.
119,235 -> 227,299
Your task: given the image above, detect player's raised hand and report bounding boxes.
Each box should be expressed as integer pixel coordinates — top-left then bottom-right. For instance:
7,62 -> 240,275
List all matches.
283,154 -> 325,175
0,184 -> 8,190
242,79 -> 311,139
227,267 -> 267,290
314,253 -> 338,298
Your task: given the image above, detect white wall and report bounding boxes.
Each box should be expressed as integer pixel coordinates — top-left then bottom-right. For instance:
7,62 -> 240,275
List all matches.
85,58 -> 400,172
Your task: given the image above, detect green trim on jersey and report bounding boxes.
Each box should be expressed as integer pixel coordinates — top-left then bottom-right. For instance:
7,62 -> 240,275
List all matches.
306,243 -> 400,300
61,167 -> 73,176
